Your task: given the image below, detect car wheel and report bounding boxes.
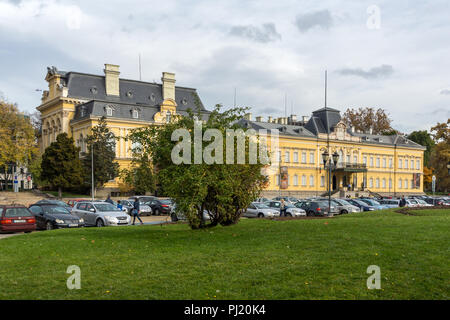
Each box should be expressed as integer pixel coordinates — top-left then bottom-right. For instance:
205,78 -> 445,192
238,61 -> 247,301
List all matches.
96,219 -> 105,227
341,209 -> 348,214
154,209 -> 160,216
258,213 -> 264,218
307,210 -> 314,217
171,213 -> 178,222
46,222 -> 53,230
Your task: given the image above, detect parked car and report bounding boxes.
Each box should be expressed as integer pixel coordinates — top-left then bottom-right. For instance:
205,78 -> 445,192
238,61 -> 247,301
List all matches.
147,198 -> 174,215
265,201 -> 306,217
415,199 -> 433,207
347,199 -> 376,211
254,197 -> 270,203
295,200 -> 338,216
169,204 -> 212,222
359,198 -> 389,210
72,201 -> 131,227
127,196 -> 153,215
0,205 -> 36,234
67,199 -> 90,207
117,199 -> 135,214
331,198 -> 361,214
243,202 -> 280,218
272,196 -> 298,203
378,199 -> 400,208
29,203 -> 84,230
35,199 -> 73,212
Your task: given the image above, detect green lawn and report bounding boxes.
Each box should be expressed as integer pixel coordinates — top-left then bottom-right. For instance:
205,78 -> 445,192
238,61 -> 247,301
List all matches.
0,209 -> 448,300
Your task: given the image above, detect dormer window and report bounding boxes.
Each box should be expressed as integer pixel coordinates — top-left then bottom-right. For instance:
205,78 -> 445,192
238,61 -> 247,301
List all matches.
132,110 -> 139,119
80,106 -> 86,117
106,107 -> 113,116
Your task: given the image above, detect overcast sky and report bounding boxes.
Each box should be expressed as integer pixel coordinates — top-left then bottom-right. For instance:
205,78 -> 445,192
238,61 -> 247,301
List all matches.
1,0 -> 449,133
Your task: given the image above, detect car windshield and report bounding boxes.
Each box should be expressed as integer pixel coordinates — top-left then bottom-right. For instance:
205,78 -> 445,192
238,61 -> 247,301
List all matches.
337,199 -> 352,206
352,200 -> 367,206
417,200 -> 427,204
94,203 -> 121,212
160,200 -> 173,205
254,203 -> 270,209
315,201 -> 329,207
42,206 -> 71,215
4,207 -> 32,217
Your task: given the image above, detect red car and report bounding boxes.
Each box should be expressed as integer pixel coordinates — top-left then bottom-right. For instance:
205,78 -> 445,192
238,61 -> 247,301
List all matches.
0,205 -> 36,234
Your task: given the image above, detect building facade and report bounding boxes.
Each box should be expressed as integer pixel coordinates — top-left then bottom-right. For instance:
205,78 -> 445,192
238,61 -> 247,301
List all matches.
37,64 -> 424,197
238,107 -> 425,198
37,63 -> 210,195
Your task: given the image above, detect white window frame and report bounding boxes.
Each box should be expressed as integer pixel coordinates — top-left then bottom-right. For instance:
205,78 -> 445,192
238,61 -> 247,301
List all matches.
301,175 -> 307,186
309,175 -> 314,187
293,152 -> 299,163
309,152 -> 314,164
293,175 -> 298,186
285,151 -> 290,163
301,152 -> 307,164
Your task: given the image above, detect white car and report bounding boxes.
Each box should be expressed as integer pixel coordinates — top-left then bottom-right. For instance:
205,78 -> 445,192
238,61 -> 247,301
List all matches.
243,202 -> 280,218
264,201 -> 306,217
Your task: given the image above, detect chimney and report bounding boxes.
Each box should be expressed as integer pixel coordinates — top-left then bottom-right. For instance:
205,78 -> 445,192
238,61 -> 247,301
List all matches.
255,116 -> 263,122
290,114 -> 297,123
277,117 -> 283,124
268,116 -> 273,123
104,64 -> 120,96
161,72 -> 176,100
302,116 -> 309,123
244,113 -> 252,121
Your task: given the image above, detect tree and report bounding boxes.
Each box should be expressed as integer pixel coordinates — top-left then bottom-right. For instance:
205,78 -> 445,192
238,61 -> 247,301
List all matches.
429,119 -> 450,192
407,130 -> 435,167
0,98 -> 38,189
41,133 -> 84,198
82,117 -> 120,196
342,107 -> 395,135
130,105 -> 269,229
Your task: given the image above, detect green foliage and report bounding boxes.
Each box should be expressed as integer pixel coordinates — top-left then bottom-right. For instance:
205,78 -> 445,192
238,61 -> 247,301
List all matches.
429,119 -> 450,192
40,133 -> 84,196
129,105 -> 269,229
82,117 -> 120,191
407,130 -> 435,166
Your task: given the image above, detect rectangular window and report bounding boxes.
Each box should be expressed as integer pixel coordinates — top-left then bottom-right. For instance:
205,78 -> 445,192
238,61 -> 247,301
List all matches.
346,155 -> 350,163
398,179 -> 402,189
376,178 -> 380,188
389,158 -> 393,168
369,178 -> 373,188
376,158 -> 380,167
301,152 -> 306,164
370,157 -> 374,167
399,159 -> 402,168
309,175 -> 314,187
301,175 -> 307,186
132,110 -> 138,119
411,160 -> 414,169
389,179 -> 392,189
382,179 -> 386,188
309,152 -> 314,164
106,108 -> 113,116
293,152 -> 298,163
293,175 -> 298,186
276,174 -> 280,186
383,158 -> 386,168
363,156 -> 367,165
285,151 -> 290,163
405,159 -> 408,169
320,176 -> 325,187
416,160 -> 420,170
353,155 -> 358,164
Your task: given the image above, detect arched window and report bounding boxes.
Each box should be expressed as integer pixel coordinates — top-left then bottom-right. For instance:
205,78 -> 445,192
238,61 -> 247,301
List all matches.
382,178 -> 386,189
301,175 -> 307,186
398,179 -> 402,189
293,175 -> 298,186
309,175 -> 314,187
376,178 -> 380,188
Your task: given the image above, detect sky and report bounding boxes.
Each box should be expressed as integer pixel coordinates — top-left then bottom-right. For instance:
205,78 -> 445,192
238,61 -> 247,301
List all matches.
0,0 -> 449,133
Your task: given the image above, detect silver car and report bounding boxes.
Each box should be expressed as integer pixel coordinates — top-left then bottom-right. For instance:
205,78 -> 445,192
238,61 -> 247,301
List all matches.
243,202 -> 280,218
264,201 -> 307,217
72,201 -> 131,227
331,199 -> 361,214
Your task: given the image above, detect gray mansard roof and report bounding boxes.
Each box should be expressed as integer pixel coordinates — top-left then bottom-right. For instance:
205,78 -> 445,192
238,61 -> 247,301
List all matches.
49,68 -> 209,122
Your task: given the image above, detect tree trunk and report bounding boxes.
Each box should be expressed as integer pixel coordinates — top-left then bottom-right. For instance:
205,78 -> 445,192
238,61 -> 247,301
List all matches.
58,187 -> 62,199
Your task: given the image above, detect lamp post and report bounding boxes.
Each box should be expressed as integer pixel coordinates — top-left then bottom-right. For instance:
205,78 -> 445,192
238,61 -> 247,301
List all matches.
322,150 -> 339,216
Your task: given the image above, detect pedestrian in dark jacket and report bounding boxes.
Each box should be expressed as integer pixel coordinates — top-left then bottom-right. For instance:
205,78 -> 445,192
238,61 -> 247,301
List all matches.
105,194 -> 114,204
399,196 -> 406,207
132,199 -> 144,225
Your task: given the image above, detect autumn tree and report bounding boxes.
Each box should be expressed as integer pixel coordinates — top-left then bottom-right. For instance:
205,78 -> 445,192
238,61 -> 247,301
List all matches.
0,98 -> 37,189
429,119 -> 450,192
407,130 -> 435,167
342,107 -> 395,135
41,133 -> 84,198
82,117 -> 120,196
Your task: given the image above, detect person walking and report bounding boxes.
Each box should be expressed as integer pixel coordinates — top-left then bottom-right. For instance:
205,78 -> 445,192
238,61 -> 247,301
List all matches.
117,200 -> 123,211
132,199 -> 144,225
399,195 -> 406,207
105,194 -> 114,204
280,199 -> 287,217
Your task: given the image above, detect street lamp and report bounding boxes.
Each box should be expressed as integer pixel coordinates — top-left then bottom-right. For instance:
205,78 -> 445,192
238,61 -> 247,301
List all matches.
322,150 -> 339,217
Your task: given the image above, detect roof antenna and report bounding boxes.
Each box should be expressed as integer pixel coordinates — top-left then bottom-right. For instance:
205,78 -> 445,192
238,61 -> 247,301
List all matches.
139,53 -> 142,81
324,70 -> 327,108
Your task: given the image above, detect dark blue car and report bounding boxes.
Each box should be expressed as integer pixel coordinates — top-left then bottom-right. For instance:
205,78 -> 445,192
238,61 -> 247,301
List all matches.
347,199 -> 376,211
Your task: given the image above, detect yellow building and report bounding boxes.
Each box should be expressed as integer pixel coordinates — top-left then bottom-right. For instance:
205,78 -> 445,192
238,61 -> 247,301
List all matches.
239,107 -> 425,198
37,64 -> 209,195
37,63 -> 424,198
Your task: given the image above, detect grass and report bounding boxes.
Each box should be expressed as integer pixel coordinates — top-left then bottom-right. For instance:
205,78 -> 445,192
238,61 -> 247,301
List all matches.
0,208 -> 448,300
